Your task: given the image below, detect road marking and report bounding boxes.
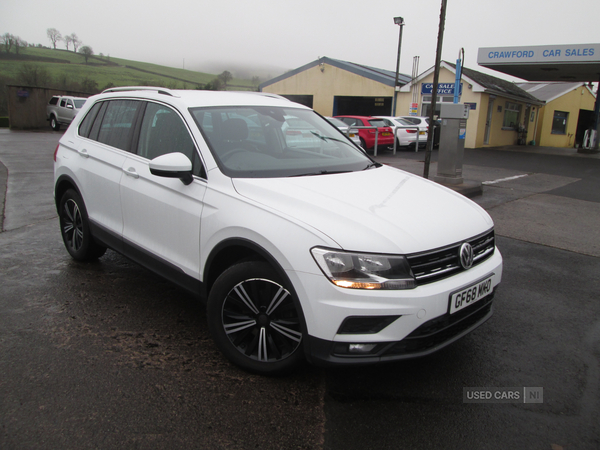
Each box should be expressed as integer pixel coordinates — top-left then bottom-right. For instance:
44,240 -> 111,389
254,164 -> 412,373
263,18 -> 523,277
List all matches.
482,174 -> 529,185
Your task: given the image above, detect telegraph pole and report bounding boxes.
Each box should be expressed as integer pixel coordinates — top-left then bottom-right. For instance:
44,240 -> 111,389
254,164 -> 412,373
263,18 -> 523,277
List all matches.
423,0 -> 447,179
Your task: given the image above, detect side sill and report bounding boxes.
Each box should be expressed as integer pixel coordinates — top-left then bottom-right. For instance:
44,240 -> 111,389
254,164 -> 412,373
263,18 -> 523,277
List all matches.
89,221 -> 205,300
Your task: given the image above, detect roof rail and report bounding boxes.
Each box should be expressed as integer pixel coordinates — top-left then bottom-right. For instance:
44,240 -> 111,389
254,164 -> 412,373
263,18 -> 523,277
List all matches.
101,86 -> 178,97
251,92 -> 290,101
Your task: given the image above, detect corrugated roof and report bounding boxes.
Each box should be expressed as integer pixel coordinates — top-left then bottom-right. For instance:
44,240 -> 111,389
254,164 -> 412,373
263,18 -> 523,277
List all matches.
516,82 -> 591,103
259,57 -> 411,90
446,62 -> 540,103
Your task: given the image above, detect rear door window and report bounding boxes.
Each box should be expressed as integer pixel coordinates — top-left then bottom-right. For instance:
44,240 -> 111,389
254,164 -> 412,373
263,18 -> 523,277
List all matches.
96,100 -> 142,151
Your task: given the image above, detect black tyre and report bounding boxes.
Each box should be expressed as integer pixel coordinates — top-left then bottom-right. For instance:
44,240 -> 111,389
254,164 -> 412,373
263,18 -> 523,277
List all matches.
58,189 -> 107,261
207,261 -> 305,375
50,116 -> 61,131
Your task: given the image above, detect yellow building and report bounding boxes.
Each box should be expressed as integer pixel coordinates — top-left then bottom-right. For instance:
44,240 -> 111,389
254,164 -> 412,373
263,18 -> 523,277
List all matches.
259,57 -> 408,117
261,57 -> 596,149
516,82 -> 596,148
396,61 -> 543,149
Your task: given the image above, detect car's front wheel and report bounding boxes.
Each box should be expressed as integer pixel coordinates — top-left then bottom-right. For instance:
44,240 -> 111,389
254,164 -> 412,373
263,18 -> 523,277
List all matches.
58,189 -> 107,261
207,261 -> 305,375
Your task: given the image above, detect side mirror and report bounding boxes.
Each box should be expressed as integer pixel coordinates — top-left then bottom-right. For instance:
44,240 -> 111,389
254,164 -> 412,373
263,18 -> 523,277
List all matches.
149,152 -> 194,185
66,104 -> 74,109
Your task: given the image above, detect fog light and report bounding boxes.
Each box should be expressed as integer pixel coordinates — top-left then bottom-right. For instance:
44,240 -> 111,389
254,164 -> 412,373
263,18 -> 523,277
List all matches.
348,343 -> 377,354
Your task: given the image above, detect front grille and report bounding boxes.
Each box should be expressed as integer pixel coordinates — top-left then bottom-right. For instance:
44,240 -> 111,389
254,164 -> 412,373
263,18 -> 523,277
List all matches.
407,229 -> 495,285
382,291 -> 495,356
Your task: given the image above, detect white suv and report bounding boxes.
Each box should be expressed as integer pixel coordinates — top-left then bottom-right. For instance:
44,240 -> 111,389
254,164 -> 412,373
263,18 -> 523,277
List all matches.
53,87 -> 502,375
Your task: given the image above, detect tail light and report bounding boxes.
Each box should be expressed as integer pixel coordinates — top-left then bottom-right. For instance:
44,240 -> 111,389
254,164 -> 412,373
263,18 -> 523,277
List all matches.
406,129 -> 417,134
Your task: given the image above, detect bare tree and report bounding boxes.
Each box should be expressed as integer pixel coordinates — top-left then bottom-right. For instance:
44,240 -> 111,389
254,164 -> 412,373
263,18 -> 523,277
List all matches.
1,33 -> 15,54
14,36 -> 26,55
47,28 -> 62,49
64,35 -> 73,51
18,63 -> 53,87
67,33 -> 81,52
79,45 -> 93,64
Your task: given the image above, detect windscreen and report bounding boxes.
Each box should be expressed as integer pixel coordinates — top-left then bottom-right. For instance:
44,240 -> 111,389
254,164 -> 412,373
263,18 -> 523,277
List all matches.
190,106 -> 374,178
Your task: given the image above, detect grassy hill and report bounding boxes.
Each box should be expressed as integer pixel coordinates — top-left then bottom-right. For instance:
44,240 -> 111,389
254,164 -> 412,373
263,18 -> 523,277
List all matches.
0,46 -> 260,117
0,46 -> 257,91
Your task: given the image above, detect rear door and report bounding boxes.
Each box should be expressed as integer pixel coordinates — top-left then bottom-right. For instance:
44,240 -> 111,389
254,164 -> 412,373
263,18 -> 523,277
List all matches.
72,99 -> 143,243
119,101 -> 207,278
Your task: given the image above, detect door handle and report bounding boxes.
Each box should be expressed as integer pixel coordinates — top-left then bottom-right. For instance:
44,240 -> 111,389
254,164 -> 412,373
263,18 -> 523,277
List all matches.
124,167 -> 139,179
78,149 -> 89,158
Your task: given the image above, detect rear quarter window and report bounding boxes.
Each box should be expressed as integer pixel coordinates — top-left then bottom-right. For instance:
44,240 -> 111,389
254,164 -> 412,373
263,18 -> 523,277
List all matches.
78,102 -> 103,138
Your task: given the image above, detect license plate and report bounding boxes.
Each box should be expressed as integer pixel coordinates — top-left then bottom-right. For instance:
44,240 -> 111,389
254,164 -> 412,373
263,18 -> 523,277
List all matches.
419,131 -> 426,135
349,133 -> 356,137
382,132 -> 391,136
449,275 -> 494,314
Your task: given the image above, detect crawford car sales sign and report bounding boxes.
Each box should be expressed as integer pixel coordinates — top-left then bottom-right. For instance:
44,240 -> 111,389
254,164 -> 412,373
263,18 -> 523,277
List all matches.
478,43 -> 599,64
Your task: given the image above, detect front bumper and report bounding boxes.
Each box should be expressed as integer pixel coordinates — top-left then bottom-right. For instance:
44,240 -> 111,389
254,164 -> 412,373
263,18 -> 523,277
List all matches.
305,289 -> 495,366
290,249 -> 502,366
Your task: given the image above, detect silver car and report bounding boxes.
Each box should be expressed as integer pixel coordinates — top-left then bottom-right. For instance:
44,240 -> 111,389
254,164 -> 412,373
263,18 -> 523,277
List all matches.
326,117 -> 362,148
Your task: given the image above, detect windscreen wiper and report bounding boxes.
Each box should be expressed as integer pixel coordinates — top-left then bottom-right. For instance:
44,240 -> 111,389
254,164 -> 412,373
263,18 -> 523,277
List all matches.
289,170 -> 352,177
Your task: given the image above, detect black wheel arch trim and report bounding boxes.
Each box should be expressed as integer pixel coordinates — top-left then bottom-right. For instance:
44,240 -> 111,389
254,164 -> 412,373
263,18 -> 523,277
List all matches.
54,174 -> 82,213
204,237 -> 311,353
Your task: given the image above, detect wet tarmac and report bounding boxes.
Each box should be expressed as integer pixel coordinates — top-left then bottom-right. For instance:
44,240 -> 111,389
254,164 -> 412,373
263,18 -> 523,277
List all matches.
1,130 -> 599,449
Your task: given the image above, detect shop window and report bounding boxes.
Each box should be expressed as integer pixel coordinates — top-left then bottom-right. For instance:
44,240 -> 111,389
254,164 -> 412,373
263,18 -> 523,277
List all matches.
502,102 -> 521,129
551,111 -> 568,135
421,96 -> 457,117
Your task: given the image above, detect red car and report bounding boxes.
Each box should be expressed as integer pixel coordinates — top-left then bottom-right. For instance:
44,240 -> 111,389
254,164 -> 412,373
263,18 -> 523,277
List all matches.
334,115 -> 395,150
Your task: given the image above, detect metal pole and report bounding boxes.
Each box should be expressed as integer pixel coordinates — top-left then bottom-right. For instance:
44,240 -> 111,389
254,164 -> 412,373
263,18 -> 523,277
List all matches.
423,0 -> 447,179
453,48 -> 464,104
392,17 -> 404,117
593,77 -> 600,151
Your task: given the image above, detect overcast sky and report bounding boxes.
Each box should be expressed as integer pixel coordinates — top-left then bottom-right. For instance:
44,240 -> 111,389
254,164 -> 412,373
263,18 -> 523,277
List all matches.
2,0 -> 600,81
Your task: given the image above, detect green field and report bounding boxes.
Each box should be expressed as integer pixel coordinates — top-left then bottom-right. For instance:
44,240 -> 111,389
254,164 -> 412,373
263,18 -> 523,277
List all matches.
0,46 -> 256,91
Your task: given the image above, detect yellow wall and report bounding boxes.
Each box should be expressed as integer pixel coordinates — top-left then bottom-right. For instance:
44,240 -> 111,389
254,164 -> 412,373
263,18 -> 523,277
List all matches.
262,63 -> 394,116
263,62 -> 595,149
536,86 -> 596,147
395,68 -> 531,148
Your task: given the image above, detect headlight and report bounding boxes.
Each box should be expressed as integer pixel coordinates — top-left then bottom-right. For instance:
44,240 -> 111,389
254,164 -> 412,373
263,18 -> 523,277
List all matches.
311,247 -> 416,290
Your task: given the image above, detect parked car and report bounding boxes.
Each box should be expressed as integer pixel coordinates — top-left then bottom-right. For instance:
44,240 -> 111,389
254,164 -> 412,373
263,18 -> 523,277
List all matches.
325,116 -> 362,147
375,116 -> 428,149
399,116 -> 441,148
46,95 -> 87,131
54,87 -> 502,375
334,115 -> 395,151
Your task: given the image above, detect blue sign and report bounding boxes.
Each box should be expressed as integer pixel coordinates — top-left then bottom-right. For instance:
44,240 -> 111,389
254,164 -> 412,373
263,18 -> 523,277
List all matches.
421,83 -> 463,95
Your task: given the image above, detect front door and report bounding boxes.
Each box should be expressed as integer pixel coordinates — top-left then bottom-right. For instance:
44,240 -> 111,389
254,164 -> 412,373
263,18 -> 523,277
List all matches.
120,102 -> 207,279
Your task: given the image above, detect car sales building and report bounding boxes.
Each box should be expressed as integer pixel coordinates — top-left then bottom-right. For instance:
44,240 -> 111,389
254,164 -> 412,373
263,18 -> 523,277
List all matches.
260,44 -> 599,149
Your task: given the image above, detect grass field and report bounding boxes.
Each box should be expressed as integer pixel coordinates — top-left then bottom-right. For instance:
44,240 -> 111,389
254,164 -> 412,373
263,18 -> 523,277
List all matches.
0,46 -> 256,91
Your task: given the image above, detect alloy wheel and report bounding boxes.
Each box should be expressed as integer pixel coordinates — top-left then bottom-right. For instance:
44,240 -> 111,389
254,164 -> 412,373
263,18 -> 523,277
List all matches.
221,277 -> 302,363
62,198 -> 84,252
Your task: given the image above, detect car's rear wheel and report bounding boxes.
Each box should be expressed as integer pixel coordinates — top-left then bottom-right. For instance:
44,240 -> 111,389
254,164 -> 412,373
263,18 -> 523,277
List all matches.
207,261 -> 304,375
50,116 -> 61,131
58,189 -> 107,261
